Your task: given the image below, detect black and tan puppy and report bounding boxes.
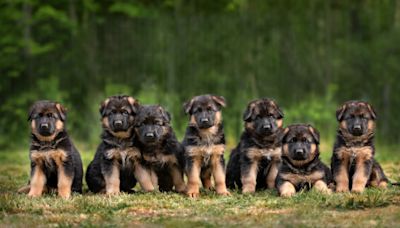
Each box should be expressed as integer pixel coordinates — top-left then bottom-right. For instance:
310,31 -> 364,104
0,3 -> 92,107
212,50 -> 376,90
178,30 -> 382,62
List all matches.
331,101 -> 388,193
86,95 -> 141,194
182,94 -> 230,197
276,124 -> 332,197
19,100 -> 83,199
226,98 -> 284,193
134,105 -> 186,193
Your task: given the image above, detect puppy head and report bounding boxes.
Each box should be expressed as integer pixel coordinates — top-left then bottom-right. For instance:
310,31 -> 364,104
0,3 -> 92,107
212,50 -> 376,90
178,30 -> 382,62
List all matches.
336,100 -> 376,137
100,95 -> 140,138
282,124 -> 320,166
28,100 -> 67,141
135,105 -> 171,145
183,94 -> 226,129
243,98 -> 284,136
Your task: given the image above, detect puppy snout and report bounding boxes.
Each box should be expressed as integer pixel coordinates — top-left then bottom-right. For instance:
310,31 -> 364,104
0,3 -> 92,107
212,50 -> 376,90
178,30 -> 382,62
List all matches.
263,124 -> 271,130
200,118 -> 209,123
353,124 -> 362,131
40,123 -> 49,130
295,149 -> 304,155
145,132 -> 155,138
114,120 -> 123,127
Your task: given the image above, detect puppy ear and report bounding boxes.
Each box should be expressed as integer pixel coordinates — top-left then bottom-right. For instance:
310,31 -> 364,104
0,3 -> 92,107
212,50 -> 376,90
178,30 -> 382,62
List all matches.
308,125 -> 320,144
243,103 -> 254,121
99,98 -> 110,117
280,127 -> 290,142
183,98 -> 194,115
27,105 -> 35,121
159,106 -> 171,123
270,100 -> 284,118
127,96 -> 140,114
211,95 -> 226,108
55,103 -> 67,121
336,104 -> 347,121
366,103 -> 377,120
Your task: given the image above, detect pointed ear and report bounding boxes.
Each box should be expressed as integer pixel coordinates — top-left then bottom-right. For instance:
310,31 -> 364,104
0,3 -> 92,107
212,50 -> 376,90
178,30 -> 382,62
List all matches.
211,95 -> 226,108
183,98 -> 194,115
308,125 -> 320,144
99,98 -> 110,117
243,103 -> 254,121
270,100 -> 284,118
55,103 -> 67,121
127,96 -> 140,114
336,104 -> 347,121
367,103 -> 377,120
280,127 -> 290,142
159,106 -> 171,123
27,105 -> 35,121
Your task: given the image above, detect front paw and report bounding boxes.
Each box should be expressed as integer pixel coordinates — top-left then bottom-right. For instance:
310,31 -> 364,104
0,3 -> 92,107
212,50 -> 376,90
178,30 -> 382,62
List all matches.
217,189 -> 231,196
335,185 -> 349,193
186,190 -> 200,198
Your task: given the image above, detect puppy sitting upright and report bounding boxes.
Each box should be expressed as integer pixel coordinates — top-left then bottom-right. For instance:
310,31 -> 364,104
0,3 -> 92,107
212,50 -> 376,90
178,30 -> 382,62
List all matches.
86,95 -> 141,194
276,124 -> 331,197
331,101 -> 388,193
21,100 -> 83,199
134,105 -> 186,193
226,98 -> 284,193
183,94 -> 230,197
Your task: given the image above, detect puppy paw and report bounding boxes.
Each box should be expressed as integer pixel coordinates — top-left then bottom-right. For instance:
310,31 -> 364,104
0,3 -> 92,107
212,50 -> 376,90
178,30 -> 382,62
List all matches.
186,191 -> 200,198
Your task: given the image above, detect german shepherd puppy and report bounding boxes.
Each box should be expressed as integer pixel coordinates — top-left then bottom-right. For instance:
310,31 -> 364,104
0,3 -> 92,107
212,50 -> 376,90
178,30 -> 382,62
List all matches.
331,101 -> 388,193
19,101 -> 83,198
134,105 -> 186,193
182,94 -> 230,197
226,98 -> 284,193
276,124 -> 332,197
86,95 -> 141,194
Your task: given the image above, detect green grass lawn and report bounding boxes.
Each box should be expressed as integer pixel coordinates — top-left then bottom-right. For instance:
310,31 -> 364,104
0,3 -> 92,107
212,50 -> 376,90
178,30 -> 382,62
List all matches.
1,145 -> 400,227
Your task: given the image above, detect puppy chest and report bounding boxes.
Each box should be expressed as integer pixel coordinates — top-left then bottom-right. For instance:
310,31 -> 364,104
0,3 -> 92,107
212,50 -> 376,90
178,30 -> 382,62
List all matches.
143,153 -> 177,166
30,149 -> 67,167
105,148 -> 140,167
186,144 -> 225,158
336,146 -> 373,161
281,171 -> 324,185
247,147 -> 281,161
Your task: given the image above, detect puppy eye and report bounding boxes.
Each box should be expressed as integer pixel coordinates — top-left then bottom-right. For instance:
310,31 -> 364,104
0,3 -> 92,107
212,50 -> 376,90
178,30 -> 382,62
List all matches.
47,113 -> 54,118
38,113 -> 44,118
289,138 -> 297,143
122,110 -> 129,115
111,110 -> 117,114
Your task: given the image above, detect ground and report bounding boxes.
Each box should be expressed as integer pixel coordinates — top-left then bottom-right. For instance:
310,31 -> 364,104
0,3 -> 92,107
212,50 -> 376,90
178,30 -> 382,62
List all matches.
1,145 -> 400,227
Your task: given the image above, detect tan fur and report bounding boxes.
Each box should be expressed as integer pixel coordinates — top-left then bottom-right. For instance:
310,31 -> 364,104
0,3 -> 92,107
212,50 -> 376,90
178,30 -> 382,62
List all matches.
280,171 -> 324,186
104,162 -> 120,195
51,150 -> 72,198
31,121 -> 57,142
368,120 -> 375,131
241,161 -> 258,193
351,156 -> 369,193
335,157 -> 350,192
28,164 -> 46,197
266,161 -> 280,189
276,119 -> 283,128
186,157 -> 202,198
279,181 -> 296,197
246,147 -> 281,161
211,154 -> 230,196
142,153 -> 178,165
336,146 -> 373,161
169,164 -> 186,193
283,144 -> 317,167
186,144 -> 225,158
314,180 -> 331,194
102,118 -> 133,139
134,163 -> 155,192
245,122 -> 255,130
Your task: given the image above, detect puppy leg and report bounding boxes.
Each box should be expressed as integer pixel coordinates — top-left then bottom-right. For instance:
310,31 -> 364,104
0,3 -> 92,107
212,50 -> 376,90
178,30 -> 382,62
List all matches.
201,167 -> 213,190
28,164 -> 46,197
279,181 -> 296,198
241,161 -> 258,194
313,180 -> 332,194
186,157 -> 202,198
266,160 -> 279,189
170,164 -> 186,193
57,166 -> 73,199
104,163 -> 120,195
369,160 -> 388,189
332,155 -> 350,192
352,158 -> 373,193
212,155 -> 230,196
134,163 -> 155,192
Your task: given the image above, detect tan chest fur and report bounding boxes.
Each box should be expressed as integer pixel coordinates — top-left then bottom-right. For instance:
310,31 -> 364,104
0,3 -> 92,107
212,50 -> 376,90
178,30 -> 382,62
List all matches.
335,146 -> 373,161
246,147 -> 281,161
105,147 -> 141,167
30,149 -> 67,166
186,144 -> 225,158
281,171 -> 324,185
142,153 -> 178,165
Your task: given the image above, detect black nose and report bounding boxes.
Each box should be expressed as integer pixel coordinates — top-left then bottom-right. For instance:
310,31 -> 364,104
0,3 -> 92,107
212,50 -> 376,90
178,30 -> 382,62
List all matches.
145,132 -> 155,138
263,124 -> 271,130
114,120 -> 123,127
353,125 -> 362,131
295,149 -> 304,155
40,123 -> 49,130
200,118 -> 209,123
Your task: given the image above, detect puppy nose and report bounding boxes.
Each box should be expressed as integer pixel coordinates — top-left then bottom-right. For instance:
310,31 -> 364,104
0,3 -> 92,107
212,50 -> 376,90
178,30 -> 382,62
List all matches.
200,118 -> 209,123
114,120 -> 123,127
145,132 -> 155,138
353,125 -> 362,131
40,123 -> 49,130
263,124 -> 271,130
295,149 -> 304,155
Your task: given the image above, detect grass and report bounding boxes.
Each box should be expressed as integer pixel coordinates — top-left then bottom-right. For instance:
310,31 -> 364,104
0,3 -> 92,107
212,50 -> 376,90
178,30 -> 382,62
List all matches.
1,144 -> 400,227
